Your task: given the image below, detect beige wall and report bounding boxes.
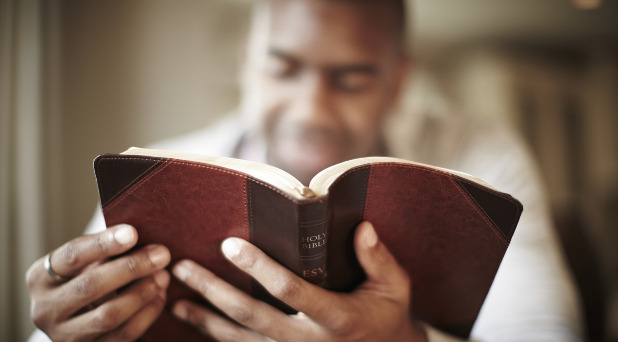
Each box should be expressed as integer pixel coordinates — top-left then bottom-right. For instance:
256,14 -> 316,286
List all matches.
54,0 -> 249,245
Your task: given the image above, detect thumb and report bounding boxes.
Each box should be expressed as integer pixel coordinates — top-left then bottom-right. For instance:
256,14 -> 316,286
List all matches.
354,221 -> 411,300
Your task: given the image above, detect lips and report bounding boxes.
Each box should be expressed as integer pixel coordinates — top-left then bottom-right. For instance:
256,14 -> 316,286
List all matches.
271,126 -> 347,176
281,136 -> 342,167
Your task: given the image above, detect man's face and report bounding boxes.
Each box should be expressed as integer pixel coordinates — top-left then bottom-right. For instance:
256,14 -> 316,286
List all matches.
243,0 -> 407,184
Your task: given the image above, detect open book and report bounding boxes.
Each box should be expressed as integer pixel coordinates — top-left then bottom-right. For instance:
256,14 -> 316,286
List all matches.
94,147 -> 523,341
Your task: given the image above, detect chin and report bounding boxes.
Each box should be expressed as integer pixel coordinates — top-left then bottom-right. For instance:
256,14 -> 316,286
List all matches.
283,161 -> 323,185
269,155 -> 327,185
268,140 -> 348,183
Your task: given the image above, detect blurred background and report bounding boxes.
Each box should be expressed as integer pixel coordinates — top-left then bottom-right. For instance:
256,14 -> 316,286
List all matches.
1,0 -> 616,340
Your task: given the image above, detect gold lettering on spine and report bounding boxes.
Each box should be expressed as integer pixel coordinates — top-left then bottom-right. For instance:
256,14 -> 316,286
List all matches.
302,266 -> 326,278
301,233 -> 327,249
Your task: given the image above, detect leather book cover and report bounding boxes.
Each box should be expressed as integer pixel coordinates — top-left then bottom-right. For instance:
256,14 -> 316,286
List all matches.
94,153 -> 522,341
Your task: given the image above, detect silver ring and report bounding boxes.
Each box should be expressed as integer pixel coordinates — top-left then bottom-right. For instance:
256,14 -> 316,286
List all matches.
44,252 -> 70,282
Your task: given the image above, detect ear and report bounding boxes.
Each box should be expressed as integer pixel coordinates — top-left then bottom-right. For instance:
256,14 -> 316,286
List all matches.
238,35 -> 250,88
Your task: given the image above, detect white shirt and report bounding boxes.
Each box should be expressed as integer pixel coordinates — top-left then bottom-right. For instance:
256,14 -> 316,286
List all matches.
30,111 -> 583,342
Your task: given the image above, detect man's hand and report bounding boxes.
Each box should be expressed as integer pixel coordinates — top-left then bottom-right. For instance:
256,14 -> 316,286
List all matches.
172,221 -> 427,342
25,224 -> 171,342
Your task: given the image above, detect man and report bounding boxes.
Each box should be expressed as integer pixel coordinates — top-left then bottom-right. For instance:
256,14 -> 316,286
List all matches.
26,0 -> 583,341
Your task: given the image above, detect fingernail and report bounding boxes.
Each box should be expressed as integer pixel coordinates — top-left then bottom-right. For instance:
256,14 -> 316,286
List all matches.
364,222 -> 378,248
114,225 -> 134,245
173,261 -> 190,281
221,238 -> 241,259
173,302 -> 188,320
154,270 -> 170,288
149,245 -> 170,267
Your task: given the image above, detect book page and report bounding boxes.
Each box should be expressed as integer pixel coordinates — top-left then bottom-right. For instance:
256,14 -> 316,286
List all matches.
122,147 -> 308,199
122,148 -> 495,200
309,156 -> 498,196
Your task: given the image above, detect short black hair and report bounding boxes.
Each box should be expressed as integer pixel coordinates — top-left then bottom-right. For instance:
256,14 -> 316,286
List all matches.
255,0 -> 408,52
328,0 -> 407,50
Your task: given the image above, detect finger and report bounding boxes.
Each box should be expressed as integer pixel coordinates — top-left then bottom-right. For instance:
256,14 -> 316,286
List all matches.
353,221 -> 410,302
61,270 -> 170,337
95,292 -> 166,342
28,225 -> 138,288
55,244 -> 171,318
173,300 -> 272,342
173,260 -> 308,341
219,238 -> 340,325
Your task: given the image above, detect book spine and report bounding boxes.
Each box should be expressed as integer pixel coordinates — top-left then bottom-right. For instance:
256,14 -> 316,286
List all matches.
297,200 -> 328,285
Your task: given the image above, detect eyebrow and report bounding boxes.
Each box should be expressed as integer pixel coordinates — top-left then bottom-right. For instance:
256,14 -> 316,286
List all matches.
268,47 -> 378,75
268,48 -> 300,64
331,65 -> 377,75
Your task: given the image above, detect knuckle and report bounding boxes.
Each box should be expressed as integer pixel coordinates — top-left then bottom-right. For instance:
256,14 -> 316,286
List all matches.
196,278 -> 210,298
183,305 -> 201,325
59,242 -> 79,267
219,329 -> 243,342
124,254 -> 142,275
115,325 -> 140,342
93,233 -> 109,253
94,306 -> 121,331
31,300 -> 53,329
116,297 -> 165,340
329,313 -> 356,336
72,273 -> 101,297
139,279 -> 159,302
271,276 -> 302,301
25,262 -> 41,290
31,312 -> 46,330
228,304 -> 254,326
184,308 -> 210,335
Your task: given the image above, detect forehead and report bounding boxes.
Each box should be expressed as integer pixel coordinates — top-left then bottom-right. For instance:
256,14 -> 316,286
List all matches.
264,0 -> 398,64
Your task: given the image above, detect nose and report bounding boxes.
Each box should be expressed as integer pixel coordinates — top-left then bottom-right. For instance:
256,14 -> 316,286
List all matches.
291,71 -> 336,124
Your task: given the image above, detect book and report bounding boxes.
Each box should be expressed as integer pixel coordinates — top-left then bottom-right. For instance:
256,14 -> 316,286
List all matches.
94,147 -> 523,341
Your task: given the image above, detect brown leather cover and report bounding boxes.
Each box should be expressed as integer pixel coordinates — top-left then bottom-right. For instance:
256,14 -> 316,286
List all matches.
362,163 -> 522,337
95,155 -> 252,342
94,154 -> 522,340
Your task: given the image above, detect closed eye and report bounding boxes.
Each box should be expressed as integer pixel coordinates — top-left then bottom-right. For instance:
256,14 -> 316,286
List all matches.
331,67 -> 377,93
265,49 -> 300,79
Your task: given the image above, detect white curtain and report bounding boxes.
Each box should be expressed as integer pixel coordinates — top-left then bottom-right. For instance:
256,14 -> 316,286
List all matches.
0,0 -> 54,340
